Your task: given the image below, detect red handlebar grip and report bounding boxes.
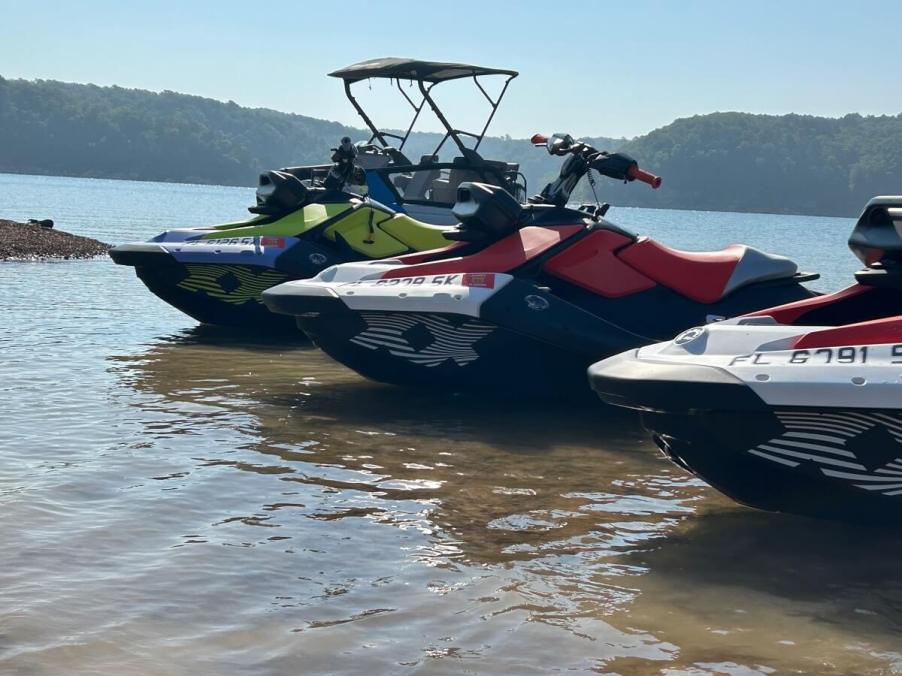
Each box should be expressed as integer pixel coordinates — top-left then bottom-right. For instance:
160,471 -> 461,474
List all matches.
530,133 -> 548,146
627,165 -> 662,189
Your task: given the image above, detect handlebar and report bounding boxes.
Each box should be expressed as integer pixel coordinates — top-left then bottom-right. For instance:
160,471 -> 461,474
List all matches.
530,133 -> 548,146
531,132 -> 662,189
627,165 -> 662,189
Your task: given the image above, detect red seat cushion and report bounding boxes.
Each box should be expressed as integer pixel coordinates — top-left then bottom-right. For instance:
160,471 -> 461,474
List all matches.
390,241 -> 466,265
543,230 -> 656,297
618,237 -> 744,304
380,226 -> 584,279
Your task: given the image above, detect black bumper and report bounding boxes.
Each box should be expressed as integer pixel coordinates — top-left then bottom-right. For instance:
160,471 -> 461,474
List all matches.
262,282 -> 340,317
109,243 -> 176,267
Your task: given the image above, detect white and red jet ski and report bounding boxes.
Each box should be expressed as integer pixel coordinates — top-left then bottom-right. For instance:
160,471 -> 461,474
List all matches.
589,196 -> 902,522
263,134 -> 818,393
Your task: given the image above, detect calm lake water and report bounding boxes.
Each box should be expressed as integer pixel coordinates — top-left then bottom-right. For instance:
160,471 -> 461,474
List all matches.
2,172 -> 900,674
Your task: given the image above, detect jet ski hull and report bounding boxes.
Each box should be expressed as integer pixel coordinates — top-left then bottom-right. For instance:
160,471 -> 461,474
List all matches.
111,238 -> 342,331
590,345 -> 902,523
300,308 -> 593,391
133,262 -> 295,330
649,407 -> 902,523
264,270 -> 815,393
265,277 -> 636,391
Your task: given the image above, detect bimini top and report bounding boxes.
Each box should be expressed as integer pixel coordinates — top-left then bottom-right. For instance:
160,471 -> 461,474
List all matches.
329,58 -> 519,84
330,57 -> 518,156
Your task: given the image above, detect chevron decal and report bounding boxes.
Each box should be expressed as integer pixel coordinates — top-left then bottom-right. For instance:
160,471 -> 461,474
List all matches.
350,312 -> 495,367
177,264 -> 287,305
748,410 -> 902,496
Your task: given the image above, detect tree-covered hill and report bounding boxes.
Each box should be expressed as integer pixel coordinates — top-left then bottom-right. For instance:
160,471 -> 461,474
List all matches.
596,112 -> 902,216
0,77 -> 361,185
1,75 -> 900,216
0,76 -> 613,195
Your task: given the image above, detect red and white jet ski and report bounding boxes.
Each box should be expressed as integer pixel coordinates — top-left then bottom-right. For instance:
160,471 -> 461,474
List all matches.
589,196 -> 902,522
263,134 -> 818,393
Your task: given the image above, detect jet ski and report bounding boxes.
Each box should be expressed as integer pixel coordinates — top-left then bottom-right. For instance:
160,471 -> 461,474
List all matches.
110,58 -> 527,329
588,196 -> 902,522
262,134 -> 819,391
110,141 -> 454,328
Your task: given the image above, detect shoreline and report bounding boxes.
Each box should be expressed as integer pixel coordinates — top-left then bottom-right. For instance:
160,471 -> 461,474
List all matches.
0,171 -> 857,220
0,219 -> 109,261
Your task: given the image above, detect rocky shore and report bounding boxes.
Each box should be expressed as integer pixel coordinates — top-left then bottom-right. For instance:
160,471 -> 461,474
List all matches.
0,219 -> 109,260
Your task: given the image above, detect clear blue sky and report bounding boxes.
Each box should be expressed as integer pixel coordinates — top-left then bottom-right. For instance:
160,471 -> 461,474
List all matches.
3,0 -> 902,139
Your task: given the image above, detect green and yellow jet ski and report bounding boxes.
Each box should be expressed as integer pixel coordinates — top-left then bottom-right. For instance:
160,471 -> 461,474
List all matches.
110,139 -> 459,329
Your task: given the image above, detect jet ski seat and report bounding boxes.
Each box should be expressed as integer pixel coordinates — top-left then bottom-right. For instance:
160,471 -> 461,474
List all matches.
400,157 -> 442,200
619,238 -> 799,304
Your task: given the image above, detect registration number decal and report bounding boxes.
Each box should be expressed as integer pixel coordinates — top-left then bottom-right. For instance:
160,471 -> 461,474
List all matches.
366,273 -> 496,289
729,344 -> 902,366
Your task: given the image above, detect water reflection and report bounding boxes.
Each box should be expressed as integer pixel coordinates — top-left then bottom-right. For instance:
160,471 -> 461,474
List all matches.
617,510 -> 902,673
113,326 -> 698,565
105,329 -> 902,673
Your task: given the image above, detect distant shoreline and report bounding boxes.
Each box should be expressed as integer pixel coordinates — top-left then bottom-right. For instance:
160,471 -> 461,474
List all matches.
0,168 -> 256,190
0,170 -> 854,221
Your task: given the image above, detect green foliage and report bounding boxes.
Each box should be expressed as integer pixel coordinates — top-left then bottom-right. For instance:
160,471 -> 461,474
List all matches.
586,112 -> 902,216
1,77 -> 899,215
0,78 -> 359,185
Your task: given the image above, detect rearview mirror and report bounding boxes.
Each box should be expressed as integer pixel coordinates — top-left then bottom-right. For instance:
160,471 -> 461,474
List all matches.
546,133 -> 575,155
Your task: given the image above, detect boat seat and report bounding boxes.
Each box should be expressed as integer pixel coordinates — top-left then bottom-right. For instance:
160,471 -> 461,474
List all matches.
618,237 -> 798,304
403,163 -> 441,200
432,166 -> 485,204
392,173 -> 412,192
